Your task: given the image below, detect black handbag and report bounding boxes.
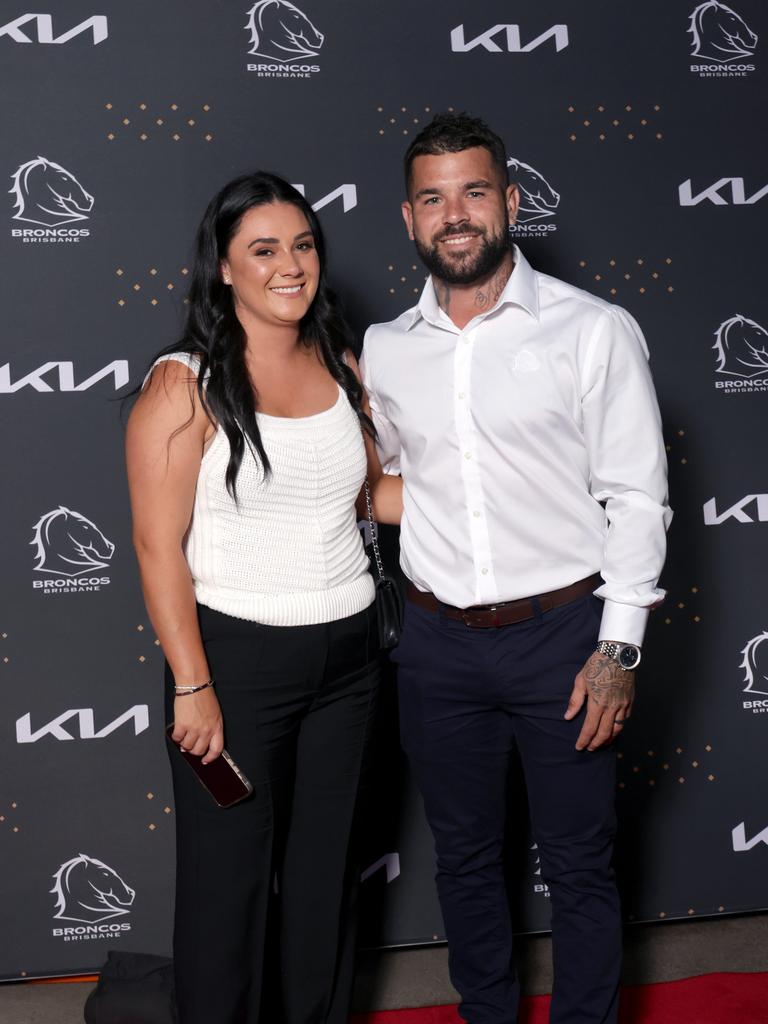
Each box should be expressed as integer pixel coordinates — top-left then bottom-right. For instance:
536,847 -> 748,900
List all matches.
84,950 -> 176,1024
364,480 -> 403,650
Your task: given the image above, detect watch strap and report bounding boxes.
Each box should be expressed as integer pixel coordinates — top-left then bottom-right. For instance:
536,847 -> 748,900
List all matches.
596,640 -> 641,670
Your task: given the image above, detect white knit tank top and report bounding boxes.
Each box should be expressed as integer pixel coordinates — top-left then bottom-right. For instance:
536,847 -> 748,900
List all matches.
148,353 -> 375,626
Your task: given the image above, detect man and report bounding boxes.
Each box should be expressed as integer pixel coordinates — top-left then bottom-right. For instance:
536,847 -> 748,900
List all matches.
361,113 -> 671,1024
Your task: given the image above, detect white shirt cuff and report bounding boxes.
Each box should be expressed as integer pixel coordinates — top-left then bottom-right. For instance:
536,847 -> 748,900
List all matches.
598,600 -> 649,647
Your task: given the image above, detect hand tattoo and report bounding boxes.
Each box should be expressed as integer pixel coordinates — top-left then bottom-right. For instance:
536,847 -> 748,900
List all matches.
582,652 -> 635,708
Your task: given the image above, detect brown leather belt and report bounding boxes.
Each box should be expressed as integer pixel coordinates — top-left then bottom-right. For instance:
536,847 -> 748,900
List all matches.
406,574 -> 601,628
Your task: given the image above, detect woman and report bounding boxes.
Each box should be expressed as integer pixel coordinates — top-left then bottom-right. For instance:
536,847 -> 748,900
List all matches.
126,172 -> 401,1024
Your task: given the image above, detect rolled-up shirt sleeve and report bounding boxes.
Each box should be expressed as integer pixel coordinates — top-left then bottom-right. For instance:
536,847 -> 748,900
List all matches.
581,306 -> 673,646
361,331 -> 402,475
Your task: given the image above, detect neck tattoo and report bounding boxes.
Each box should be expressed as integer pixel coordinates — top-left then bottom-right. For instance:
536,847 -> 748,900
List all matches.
434,259 -> 514,318
435,280 -> 452,316
473,261 -> 513,311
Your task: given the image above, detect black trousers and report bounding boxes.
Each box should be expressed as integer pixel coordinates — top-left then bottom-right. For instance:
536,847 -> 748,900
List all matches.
165,602 -> 380,1024
393,593 -> 620,1024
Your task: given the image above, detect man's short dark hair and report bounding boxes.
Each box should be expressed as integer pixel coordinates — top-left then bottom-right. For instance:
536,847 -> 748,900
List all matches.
404,112 -> 508,194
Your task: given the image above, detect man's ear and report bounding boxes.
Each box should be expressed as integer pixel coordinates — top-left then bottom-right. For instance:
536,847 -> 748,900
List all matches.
506,184 -> 519,227
401,201 -> 415,241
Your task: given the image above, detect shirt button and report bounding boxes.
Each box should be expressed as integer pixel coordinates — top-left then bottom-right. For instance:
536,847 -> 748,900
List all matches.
464,451 -> 472,460
463,336 -> 471,344
473,510 -> 481,518
481,568 -> 489,575
458,392 -> 465,399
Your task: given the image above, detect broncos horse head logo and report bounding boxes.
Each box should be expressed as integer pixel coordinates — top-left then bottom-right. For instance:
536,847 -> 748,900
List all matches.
713,315 -> 768,378
32,506 -> 115,578
507,158 -> 561,225
741,632 -> 768,696
10,157 -> 94,228
51,854 -> 136,924
688,1 -> 758,62
245,0 -> 324,62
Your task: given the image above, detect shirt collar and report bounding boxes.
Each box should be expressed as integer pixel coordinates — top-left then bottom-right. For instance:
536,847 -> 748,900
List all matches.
405,244 -> 540,331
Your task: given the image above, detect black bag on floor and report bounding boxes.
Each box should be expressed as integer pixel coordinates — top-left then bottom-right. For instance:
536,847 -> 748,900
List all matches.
84,951 -> 176,1024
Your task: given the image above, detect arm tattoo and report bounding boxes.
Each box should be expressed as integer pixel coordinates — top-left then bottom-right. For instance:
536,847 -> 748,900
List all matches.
583,652 -> 635,706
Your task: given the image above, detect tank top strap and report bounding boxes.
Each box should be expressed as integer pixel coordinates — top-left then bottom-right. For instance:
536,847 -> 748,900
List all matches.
142,351 -> 208,390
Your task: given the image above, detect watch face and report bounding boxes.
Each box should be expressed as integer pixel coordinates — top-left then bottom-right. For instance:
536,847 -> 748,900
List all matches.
619,645 -> 640,670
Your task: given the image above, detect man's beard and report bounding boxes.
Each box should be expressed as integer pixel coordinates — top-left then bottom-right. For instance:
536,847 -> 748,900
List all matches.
414,222 -> 511,285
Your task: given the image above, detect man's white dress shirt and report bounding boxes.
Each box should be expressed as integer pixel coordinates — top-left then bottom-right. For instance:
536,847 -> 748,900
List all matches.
361,245 -> 671,646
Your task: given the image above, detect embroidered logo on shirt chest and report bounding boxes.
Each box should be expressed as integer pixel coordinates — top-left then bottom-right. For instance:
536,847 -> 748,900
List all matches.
510,350 -> 540,373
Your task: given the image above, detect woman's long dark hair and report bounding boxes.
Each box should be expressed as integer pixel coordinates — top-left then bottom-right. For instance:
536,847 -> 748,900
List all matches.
146,171 -> 374,498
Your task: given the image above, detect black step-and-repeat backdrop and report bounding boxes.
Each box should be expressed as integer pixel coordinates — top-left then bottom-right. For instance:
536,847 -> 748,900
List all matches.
1,0 -> 767,981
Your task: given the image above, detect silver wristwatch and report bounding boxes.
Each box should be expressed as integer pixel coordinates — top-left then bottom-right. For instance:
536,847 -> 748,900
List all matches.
596,640 -> 641,671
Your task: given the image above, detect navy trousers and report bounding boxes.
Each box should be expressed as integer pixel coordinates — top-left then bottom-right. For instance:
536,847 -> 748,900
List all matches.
393,592 -> 621,1024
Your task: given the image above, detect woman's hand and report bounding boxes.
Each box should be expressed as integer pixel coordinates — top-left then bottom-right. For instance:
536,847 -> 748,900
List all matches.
171,687 -> 225,764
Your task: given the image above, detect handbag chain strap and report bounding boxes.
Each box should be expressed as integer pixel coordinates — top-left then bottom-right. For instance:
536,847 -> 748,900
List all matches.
363,479 -> 385,583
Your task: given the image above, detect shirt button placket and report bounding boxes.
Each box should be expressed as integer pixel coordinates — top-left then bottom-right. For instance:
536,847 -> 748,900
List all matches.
454,329 -> 496,603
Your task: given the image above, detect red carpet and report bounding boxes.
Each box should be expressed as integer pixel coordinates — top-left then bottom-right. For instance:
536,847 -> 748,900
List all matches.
351,972 -> 768,1024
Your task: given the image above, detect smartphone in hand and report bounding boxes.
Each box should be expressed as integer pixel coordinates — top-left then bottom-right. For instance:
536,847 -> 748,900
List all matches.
166,724 -> 253,808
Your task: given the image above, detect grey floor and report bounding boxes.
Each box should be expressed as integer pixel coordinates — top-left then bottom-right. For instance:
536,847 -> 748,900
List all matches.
1,913 -> 766,1023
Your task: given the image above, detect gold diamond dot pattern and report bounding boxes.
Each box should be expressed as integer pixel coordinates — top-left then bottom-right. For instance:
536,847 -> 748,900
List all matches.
115,267 -> 194,308
577,256 -> 674,299
384,263 -> 426,301
377,104 -> 446,137
566,104 -> 664,143
618,740 -> 716,791
105,102 -> 213,143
